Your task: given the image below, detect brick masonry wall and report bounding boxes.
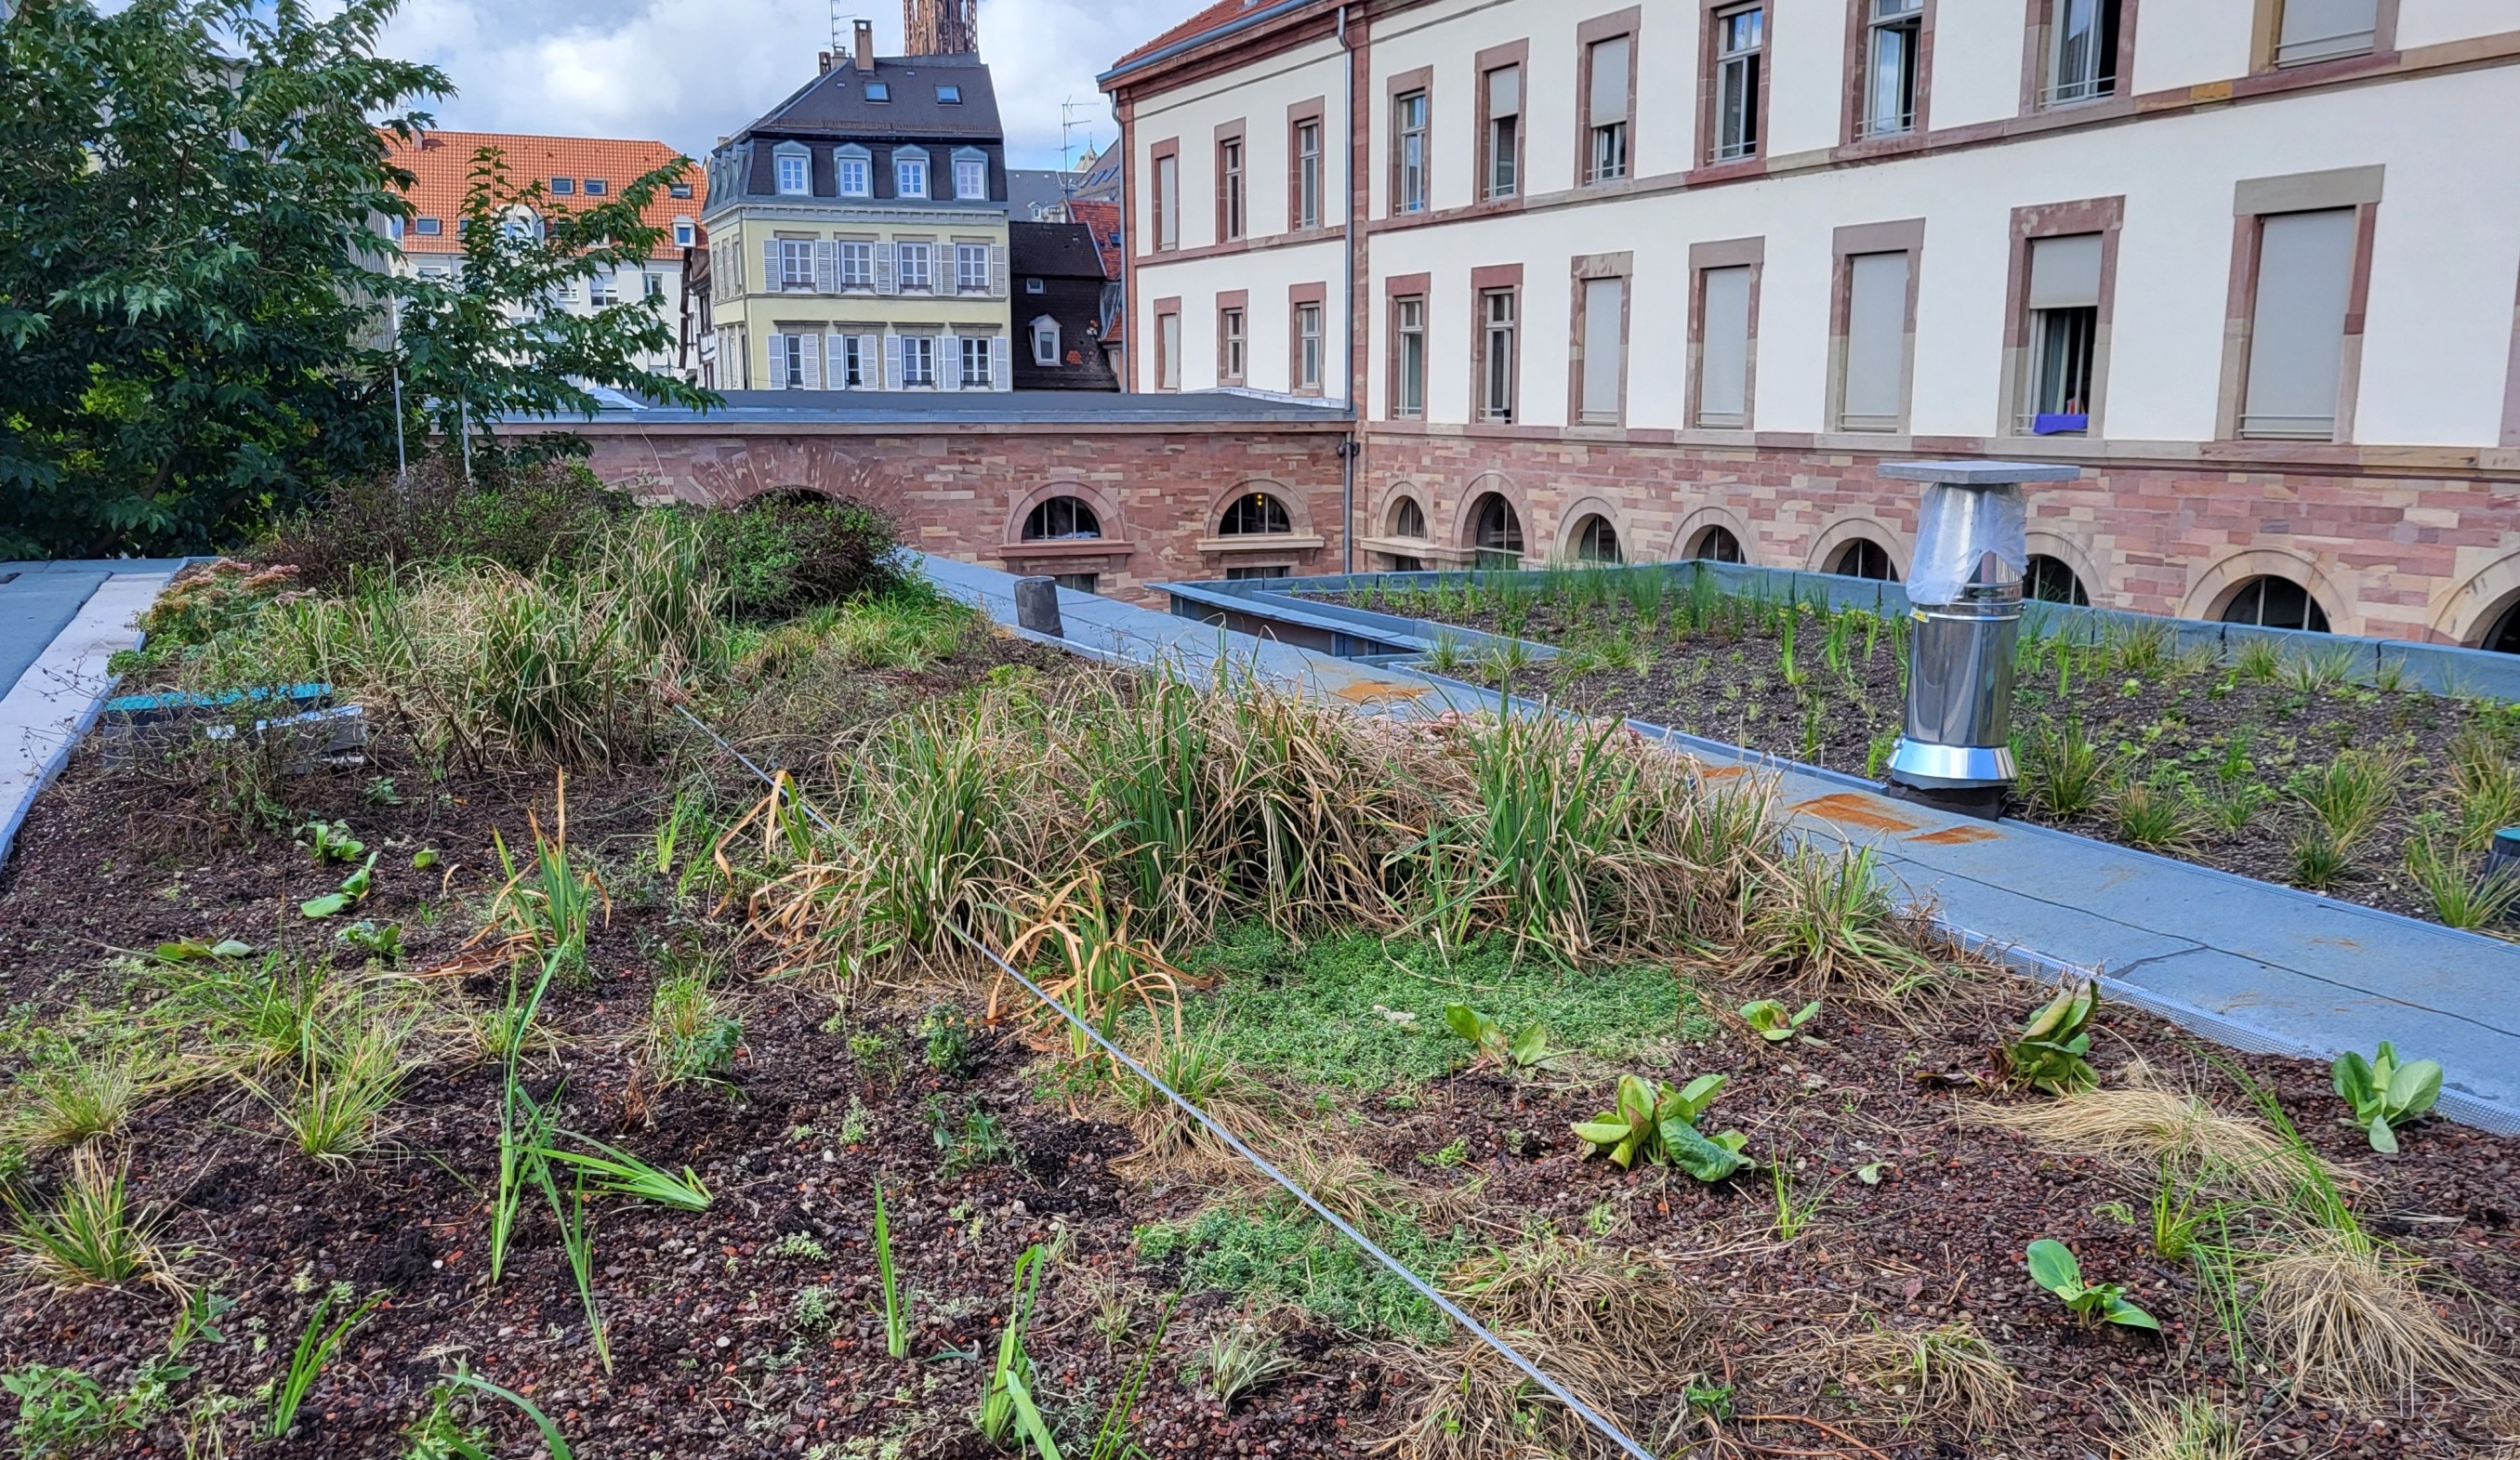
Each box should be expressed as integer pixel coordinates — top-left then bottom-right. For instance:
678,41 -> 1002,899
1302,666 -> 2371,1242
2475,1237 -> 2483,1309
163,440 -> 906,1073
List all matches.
568,424 -> 1350,606
1360,430 -> 2520,644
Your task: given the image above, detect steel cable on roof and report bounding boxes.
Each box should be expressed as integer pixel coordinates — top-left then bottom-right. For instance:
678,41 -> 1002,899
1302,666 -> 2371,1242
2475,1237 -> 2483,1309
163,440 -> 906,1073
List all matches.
666,699 -> 1659,1460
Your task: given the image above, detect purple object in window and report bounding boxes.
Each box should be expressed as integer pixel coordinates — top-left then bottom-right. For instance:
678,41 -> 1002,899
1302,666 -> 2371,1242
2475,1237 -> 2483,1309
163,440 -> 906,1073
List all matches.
2032,413 -> 2089,435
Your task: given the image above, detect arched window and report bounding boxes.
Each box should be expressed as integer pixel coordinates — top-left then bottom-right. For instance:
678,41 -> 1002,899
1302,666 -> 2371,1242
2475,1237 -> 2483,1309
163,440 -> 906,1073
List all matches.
1021,496 -> 1102,541
1688,525 -> 1744,564
2220,575 -> 2329,633
2025,555 -> 2091,607
1572,514 -> 1622,563
1220,492 -> 1293,535
1831,538 -> 1895,581
2486,598 -> 2520,655
1471,493 -> 1524,568
1391,497 -> 1428,538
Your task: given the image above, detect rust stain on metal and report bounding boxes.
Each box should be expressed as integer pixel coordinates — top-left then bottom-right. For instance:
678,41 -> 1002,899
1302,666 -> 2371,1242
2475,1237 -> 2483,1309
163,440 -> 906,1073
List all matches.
1907,824 -> 2001,847
1328,678 -> 1429,704
1789,792 -> 1923,834
1695,763 -> 1752,782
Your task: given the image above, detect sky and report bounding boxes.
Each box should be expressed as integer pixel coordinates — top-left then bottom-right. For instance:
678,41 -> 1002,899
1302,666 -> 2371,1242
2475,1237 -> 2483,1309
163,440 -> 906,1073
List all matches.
376,0 -> 1198,170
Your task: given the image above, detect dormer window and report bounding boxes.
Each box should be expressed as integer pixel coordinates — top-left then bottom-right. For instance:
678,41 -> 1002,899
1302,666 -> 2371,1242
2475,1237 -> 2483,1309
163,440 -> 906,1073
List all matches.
865,80 -> 891,101
837,146 -> 872,198
937,84 -> 961,103
953,149 -> 987,200
774,144 -> 811,196
673,217 -> 695,247
895,150 -> 928,198
414,217 -> 442,236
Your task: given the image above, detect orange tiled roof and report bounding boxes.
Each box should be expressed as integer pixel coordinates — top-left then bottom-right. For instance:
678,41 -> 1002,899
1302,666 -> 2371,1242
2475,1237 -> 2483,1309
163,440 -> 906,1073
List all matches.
385,130 -> 704,259
1111,0 -> 1312,70
1068,200 -> 1123,280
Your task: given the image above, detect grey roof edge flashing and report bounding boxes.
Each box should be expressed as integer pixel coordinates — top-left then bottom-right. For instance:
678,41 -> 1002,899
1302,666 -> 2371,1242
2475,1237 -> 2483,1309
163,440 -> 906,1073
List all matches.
1098,0 -> 1326,87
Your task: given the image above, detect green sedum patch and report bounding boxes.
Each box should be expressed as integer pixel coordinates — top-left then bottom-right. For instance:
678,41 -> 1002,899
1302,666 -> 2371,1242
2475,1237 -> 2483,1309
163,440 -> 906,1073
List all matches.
1137,1198 -> 1467,1343
1175,926 -> 1705,1090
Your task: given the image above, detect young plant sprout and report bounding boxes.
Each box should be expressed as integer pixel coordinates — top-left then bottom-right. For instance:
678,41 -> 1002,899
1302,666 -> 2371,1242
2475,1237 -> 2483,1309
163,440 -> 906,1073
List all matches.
1442,1003 -> 1563,1072
2002,981 -> 2099,1095
1571,1073 -> 1749,1180
1737,997 -> 1820,1044
2329,1043 -> 2443,1153
2024,1239 -> 2158,1332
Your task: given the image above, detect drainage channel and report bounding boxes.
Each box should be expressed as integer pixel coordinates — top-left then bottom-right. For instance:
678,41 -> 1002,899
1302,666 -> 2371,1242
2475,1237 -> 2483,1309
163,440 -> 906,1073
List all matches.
666,702 -> 1660,1460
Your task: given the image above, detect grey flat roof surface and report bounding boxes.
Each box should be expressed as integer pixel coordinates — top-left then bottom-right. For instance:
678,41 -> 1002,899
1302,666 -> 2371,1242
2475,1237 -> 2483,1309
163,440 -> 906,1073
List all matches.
0,561 -> 187,698
578,388 -> 1352,427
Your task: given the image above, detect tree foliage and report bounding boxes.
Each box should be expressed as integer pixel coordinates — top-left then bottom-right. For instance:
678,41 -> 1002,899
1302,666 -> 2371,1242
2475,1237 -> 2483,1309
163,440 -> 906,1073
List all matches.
0,0 -> 716,559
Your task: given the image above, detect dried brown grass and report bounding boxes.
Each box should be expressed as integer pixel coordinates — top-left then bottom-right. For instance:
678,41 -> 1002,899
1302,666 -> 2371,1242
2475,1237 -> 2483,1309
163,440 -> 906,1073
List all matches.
2249,1223 -> 2511,1408
1381,1235 -> 1716,1460
1971,1060 -> 2305,1197
1835,1316 -> 2018,1437
2112,1388 -> 2250,1460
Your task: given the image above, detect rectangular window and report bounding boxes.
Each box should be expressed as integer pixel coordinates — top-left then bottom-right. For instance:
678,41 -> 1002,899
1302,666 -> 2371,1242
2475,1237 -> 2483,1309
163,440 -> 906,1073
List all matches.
838,241 -> 874,287
1484,66 -> 1521,200
955,156 -> 986,200
2276,0 -> 2378,65
1032,320 -> 1060,365
1839,250 -> 1910,431
590,276 -> 618,307
1714,6 -> 1764,161
1579,276 -> 1625,424
2045,0 -> 2120,105
775,333 -> 809,388
1158,310 -> 1182,389
1154,153 -> 1180,249
1863,0 -> 1925,138
1297,302 -> 1324,391
1225,565 -> 1292,581
896,243 -> 932,292
1393,91 -> 1428,215
2241,208 -> 2356,439
674,220 -> 695,247
1052,572 -> 1100,595
550,177 -> 574,195
1481,289 -> 1516,423
902,335 -> 936,387
839,156 -> 871,196
776,154 -> 809,195
779,239 -> 815,291
1696,265 -> 1754,427
646,273 -> 664,298
896,156 -> 927,197
1585,37 -> 1630,182
865,81 -> 891,100
955,243 -> 989,294
583,178 -> 606,196
838,335 -> 867,388
1220,138 -> 1245,240
2024,233 -> 2101,431
414,217 -> 442,236
1220,307 -> 1246,382
1393,296 -> 1426,417
1294,121 -> 1322,229
961,335 -> 992,388
669,182 -> 693,199
937,84 -> 961,103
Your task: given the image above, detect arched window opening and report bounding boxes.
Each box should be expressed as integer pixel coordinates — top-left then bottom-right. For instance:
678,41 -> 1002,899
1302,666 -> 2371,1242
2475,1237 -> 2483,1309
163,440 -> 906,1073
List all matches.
2025,555 -> 2091,607
2487,598 -> 2520,656
2220,575 -> 2329,633
1021,496 -> 1102,541
1689,525 -> 1744,563
1572,514 -> 1622,564
1471,493 -> 1524,568
1391,496 -> 1428,538
1220,492 -> 1293,535
1830,537 -> 1895,581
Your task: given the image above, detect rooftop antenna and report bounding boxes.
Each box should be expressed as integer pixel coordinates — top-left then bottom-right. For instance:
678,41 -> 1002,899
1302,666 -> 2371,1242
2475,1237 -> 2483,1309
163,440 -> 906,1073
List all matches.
830,1 -> 857,58
1060,99 -> 1100,182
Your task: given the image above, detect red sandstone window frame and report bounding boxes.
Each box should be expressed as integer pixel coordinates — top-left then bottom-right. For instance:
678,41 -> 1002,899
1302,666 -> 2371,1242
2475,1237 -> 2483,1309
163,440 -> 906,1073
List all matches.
2215,166 -> 2382,445
1216,289 -> 1249,385
1687,236 -> 1763,430
1148,138 -> 1181,253
1695,0 -> 1773,175
1386,272 -> 1431,419
1567,252 -> 1632,429
1386,67 -> 1433,218
1575,9 -> 1641,186
1289,282 -> 1327,397
1827,218 -> 1926,436
1840,0 -> 1936,148
1471,40 -> 1528,205
1999,196 -> 2124,437
1286,98 -> 1326,231
2019,0 -> 2140,113
1469,264 -> 1523,426
1214,119 -> 1247,243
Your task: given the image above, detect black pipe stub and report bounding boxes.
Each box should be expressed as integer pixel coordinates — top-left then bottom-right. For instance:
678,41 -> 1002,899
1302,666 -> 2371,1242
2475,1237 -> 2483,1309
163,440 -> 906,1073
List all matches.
2487,827 -> 2520,880
1012,576 -> 1065,638
1880,779 -> 2008,822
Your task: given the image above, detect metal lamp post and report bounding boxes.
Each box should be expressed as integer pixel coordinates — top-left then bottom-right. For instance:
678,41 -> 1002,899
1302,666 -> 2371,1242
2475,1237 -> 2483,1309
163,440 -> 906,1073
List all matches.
1880,460 -> 2083,817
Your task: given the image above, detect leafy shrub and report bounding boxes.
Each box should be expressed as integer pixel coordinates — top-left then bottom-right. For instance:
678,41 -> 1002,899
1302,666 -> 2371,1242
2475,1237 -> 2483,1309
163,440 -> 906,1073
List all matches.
2001,981 -> 2099,1095
697,494 -> 906,617
1570,1072 -> 1749,1179
258,459 -> 624,591
2329,1043 -> 2442,1153
2024,1239 -> 2157,1330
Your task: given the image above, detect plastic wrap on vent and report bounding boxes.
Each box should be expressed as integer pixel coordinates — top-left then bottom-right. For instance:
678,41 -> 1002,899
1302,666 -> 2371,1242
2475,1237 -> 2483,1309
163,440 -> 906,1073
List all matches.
1906,481 -> 2026,605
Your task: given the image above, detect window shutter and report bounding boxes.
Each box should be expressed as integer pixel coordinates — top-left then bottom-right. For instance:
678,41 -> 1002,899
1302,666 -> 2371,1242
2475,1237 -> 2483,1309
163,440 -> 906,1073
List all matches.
884,333 -> 903,389
1589,37 -> 1630,125
761,239 -> 780,292
814,240 -> 839,294
874,243 -> 895,295
2277,0 -> 2378,62
798,334 -> 821,389
937,333 -> 959,391
1841,250 -> 1911,428
825,334 -> 848,388
1489,64 -> 1521,118
991,335 -> 1010,390
1698,266 -> 1753,426
2026,234 -> 2103,310
990,244 -> 1008,298
2243,208 -> 2355,438
764,332 -> 787,388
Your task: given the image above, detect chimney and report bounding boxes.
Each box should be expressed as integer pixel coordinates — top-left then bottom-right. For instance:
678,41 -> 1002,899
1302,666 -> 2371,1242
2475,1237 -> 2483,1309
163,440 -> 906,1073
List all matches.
852,19 -> 875,72
818,50 -> 834,73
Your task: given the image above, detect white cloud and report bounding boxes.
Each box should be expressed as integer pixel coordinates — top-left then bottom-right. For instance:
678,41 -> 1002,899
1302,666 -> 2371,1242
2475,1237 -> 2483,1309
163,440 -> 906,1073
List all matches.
378,0 -> 1196,167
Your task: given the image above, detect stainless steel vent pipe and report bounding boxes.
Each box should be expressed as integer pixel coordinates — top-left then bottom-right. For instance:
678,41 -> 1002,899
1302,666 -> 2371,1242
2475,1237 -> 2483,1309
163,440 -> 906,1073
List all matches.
1880,461 -> 2082,814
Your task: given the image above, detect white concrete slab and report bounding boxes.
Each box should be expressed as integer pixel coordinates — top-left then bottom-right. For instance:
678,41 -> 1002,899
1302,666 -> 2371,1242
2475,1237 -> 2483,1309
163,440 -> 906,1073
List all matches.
0,573 -> 169,870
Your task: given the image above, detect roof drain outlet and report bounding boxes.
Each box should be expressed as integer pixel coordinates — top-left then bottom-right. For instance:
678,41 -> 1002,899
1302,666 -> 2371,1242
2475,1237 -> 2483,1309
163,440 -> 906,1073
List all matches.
1012,575 -> 1065,638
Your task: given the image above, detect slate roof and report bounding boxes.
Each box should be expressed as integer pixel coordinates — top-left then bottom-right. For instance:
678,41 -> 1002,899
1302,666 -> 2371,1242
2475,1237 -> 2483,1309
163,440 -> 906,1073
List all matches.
747,54 -> 1002,141
386,131 -> 700,260
1010,221 -> 1105,280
